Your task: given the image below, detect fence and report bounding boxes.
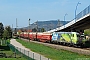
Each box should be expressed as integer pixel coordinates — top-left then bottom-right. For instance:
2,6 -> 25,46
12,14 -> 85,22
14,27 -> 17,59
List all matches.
8,44 -> 34,60
0,39 -> 7,46
76,5 -> 90,20
8,43 -> 50,60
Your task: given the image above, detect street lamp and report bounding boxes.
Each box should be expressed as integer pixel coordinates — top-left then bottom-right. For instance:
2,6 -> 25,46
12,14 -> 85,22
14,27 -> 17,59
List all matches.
28,18 -> 30,41
64,13 -> 68,28
75,2 -> 81,22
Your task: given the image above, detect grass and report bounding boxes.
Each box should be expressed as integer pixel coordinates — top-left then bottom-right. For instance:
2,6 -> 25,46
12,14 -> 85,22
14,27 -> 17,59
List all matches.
0,58 -> 27,60
0,58 -> 26,60
16,39 -> 90,60
0,50 -> 27,60
0,39 -> 28,60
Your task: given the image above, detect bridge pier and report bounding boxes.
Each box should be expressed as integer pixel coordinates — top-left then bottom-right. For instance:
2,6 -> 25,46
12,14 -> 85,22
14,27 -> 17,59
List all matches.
75,30 -> 84,35
70,28 -> 84,34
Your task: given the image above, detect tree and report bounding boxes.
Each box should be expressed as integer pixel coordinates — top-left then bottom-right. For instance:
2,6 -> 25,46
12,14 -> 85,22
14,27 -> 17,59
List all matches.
5,26 -> 12,38
0,23 -> 4,39
84,29 -> 90,36
20,28 -> 24,32
3,30 -> 9,39
41,28 -> 46,32
32,28 -> 37,32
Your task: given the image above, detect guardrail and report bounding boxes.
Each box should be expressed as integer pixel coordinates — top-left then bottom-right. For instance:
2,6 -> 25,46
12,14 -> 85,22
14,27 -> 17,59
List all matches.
54,5 -> 90,32
76,5 -> 90,20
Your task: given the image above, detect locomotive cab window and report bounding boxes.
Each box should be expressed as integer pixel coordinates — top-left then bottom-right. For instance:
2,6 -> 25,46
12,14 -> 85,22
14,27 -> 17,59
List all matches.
72,34 -> 74,37
77,34 -> 80,37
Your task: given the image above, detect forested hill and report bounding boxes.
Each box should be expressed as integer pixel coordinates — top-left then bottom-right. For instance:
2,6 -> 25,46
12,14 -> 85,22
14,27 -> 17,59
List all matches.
24,20 -> 70,31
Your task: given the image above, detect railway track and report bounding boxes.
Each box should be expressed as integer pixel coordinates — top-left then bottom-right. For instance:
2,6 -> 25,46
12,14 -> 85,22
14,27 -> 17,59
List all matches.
82,48 -> 90,50
20,38 -> 90,55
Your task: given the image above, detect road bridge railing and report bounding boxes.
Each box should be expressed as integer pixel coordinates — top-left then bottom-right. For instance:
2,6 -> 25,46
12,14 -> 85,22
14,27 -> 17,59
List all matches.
48,5 -> 90,32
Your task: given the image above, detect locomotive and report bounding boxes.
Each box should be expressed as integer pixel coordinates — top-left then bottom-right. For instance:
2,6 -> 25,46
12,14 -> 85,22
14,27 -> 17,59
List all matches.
52,32 -> 86,46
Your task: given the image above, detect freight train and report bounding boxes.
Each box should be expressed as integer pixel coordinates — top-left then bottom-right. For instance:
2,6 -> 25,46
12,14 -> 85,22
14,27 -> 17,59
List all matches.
18,32 -> 89,47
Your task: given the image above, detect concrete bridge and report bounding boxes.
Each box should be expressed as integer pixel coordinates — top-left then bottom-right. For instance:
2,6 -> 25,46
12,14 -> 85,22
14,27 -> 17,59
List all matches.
48,5 -> 90,33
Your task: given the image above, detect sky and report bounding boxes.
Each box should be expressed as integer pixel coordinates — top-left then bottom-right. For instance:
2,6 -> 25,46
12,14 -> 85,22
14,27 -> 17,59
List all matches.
0,0 -> 90,28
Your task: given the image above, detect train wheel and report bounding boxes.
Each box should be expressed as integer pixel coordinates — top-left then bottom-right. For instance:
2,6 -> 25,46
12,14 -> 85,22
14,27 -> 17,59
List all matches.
49,40 -> 51,43
62,42 -> 65,46
60,42 -> 63,45
58,42 -> 60,45
73,44 -> 78,48
38,39 -> 40,42
68,43 -> 72,47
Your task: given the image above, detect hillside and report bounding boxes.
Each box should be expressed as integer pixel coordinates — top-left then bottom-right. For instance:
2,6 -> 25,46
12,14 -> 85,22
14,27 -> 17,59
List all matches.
23,20 -> 70,31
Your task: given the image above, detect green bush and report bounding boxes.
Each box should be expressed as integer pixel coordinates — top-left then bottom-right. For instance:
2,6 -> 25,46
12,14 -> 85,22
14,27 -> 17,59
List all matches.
84,29 -> 90,36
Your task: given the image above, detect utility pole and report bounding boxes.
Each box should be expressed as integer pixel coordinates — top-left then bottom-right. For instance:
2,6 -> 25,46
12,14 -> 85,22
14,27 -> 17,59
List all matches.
16,18 -> 18,34
28,18 -> 30,41
16,18 -> 17,29
36,20 -> 38,40
12,24 -> 13,37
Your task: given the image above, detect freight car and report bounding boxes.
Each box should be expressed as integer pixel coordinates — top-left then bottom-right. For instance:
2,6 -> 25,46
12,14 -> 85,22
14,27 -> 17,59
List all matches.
19,32 -> 52,42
